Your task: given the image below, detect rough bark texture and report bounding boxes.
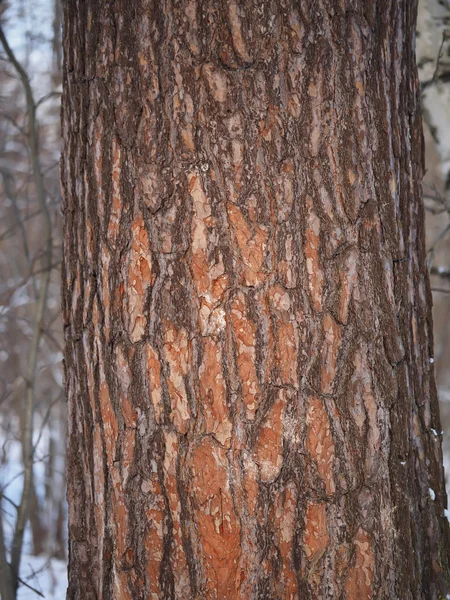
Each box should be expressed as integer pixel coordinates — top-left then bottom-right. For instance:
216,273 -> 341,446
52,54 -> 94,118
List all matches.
61,1 -> 450,598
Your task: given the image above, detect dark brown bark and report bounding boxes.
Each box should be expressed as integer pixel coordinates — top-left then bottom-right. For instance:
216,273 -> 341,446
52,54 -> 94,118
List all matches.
61,1 -> 450,598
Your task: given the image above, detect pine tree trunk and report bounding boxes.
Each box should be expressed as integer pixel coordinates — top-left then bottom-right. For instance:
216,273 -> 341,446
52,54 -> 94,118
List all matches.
61,1 -> 450,598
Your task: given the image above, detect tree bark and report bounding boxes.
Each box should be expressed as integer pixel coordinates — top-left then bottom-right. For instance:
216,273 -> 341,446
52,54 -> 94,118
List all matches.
61,1 -> 450,598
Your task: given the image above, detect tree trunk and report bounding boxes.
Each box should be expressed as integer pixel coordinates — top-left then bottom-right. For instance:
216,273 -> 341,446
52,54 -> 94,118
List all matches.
61,1 -> 450,598
29,482 -> 46,556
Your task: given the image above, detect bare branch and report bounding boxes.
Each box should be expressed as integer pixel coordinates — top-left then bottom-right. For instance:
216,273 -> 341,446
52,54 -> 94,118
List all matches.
430,265 -> 450,279
424,205 -> 447,215
35,90 -> 61,109
432,30 -> 447,83
0,260 -> 60,316
0,494 -> 19,512
32,396 -> 61,454
0,210 -> 52,243
422,183 -> 450,213
16,575 -> 45,598
421,31 -> 449,90
427,222 -> 450,270
1,169 -> 38,299
0,113 -> 27,137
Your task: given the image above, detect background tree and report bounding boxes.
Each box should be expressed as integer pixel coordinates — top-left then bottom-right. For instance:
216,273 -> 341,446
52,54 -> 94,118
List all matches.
59,0 -> 449,598
0,1 -> 66,599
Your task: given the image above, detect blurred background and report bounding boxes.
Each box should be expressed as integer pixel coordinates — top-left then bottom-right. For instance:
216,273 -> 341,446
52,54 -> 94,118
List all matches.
1,0 -> 450,597
0,0 -> 65,597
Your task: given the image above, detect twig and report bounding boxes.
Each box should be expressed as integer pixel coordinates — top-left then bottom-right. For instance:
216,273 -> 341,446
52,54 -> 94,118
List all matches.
32,396 -> 61,454
0,494 -> 19,512
432,31 -> 447,83
425,205 -> 446,215
423,183 -> 450,213
0,210 -> 43,242
35,90 -> 61,109
427,222 -> 450,270
430,265 -> 450,279
0,261 -> 60,316
0,169 -> 38,299
16,576 -> 45,598
421,30 -> 449,90
1,113 -> 27,137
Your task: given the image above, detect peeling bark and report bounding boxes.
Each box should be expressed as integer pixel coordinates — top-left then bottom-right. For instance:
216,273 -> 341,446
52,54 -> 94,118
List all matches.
62,1 -> 450,598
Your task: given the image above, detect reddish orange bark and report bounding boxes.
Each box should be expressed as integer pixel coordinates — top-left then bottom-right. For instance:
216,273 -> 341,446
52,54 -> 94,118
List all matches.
62,0 -> 450,598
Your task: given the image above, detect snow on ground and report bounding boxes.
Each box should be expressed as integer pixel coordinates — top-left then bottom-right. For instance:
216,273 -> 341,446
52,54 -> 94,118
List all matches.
437,389 -> 450,496
17,555 -> 67,600
1,417 -> 67,598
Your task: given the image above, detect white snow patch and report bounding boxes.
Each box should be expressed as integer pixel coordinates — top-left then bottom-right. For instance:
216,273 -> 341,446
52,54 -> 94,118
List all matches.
439,389 -> 450,403
17,555 -> 67,600
0,420 -> 67,598
429,488 -> 436,501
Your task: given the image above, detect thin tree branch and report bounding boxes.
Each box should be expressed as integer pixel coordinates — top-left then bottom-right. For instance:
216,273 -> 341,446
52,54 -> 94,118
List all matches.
0,494 -> 19,512
421,30 -> 448,90
0,260 -> 60,317
0,169 -> 38,300
430,265 -> 450,279
0,112 -> 27,137
427,222 -> 450,270
35,90 -> 61,109
0,210 -> 43,242
432,30 -> 447,83
424,205 -> 446,215
16,574 -> 45,598
32,396 -> 61,454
